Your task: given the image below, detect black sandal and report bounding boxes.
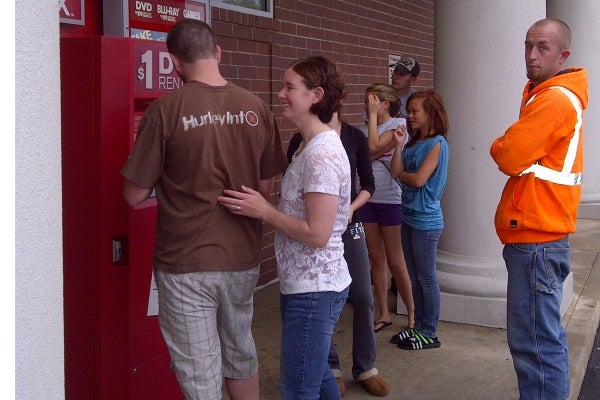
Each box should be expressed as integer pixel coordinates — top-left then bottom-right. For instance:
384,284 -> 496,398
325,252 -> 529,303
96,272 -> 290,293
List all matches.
374,320 -> 392,333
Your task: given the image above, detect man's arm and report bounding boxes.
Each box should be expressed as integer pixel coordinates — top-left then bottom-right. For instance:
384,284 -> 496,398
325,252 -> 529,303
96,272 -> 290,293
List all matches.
123,179 -> 152,207
491,94 -> 567,176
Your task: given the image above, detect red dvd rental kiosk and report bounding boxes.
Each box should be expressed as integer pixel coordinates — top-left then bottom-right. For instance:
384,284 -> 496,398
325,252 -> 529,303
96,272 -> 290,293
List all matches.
60,37 -> 184,400
60,2 -> 210,397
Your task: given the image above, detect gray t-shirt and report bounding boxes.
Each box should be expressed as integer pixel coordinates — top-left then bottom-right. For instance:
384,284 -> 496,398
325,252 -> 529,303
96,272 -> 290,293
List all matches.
363,117 -> 407,204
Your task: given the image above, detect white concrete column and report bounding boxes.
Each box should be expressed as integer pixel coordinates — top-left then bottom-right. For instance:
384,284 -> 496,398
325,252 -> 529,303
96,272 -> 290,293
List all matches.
547,0 -> 600,219
431,1 -> 549,327
15,1 -> 64,399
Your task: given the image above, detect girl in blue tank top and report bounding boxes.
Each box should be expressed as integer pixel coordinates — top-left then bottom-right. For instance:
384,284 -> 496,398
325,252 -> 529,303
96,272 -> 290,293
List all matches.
388,89 -> 449,350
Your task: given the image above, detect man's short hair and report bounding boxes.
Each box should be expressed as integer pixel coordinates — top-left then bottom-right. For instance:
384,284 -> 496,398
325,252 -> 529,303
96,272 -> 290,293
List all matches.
530,18 -> 571,50
167,19 -> 217,63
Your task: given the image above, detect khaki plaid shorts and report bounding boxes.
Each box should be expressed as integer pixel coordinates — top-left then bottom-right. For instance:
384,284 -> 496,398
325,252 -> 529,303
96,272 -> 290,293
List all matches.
155,266 -> 260,400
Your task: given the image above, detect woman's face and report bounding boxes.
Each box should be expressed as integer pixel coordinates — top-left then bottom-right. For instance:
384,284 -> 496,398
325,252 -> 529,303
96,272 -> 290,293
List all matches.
278,68 -> 315,122
407,98 -> 429,134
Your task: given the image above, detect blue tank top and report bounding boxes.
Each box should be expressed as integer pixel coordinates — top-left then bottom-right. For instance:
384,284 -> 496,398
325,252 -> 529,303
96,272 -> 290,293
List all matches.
401,136 -> 449,230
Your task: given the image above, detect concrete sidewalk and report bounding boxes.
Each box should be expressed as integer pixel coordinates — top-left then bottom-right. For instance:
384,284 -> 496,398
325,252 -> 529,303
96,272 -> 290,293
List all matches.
244,218 -> 600,399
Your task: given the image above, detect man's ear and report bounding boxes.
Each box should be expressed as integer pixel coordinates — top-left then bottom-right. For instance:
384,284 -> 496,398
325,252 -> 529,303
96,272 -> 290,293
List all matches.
215,45 -> 222,64
560,49 -> 571,63
170,53 -> 183,75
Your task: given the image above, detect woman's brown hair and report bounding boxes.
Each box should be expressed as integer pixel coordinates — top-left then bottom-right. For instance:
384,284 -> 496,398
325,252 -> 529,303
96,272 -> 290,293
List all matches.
289,56 -> 347,123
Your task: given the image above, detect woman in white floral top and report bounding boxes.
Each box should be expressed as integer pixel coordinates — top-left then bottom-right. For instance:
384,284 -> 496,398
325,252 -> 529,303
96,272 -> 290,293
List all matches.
218,55 -> 351,399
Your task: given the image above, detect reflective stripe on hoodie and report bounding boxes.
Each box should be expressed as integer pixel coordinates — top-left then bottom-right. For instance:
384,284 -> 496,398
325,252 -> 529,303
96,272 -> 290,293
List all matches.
520,86 -> 583,186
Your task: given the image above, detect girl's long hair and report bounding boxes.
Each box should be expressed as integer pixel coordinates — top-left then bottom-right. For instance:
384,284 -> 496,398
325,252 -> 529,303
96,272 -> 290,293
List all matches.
405,89 -> 449,148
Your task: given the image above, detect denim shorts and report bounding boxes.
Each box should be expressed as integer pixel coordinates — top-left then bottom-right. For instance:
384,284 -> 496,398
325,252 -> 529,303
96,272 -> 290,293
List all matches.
360,202 -> 403,226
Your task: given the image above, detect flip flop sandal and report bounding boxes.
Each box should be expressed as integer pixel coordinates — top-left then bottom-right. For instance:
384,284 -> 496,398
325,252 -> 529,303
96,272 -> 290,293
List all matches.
374,320 -> 392,333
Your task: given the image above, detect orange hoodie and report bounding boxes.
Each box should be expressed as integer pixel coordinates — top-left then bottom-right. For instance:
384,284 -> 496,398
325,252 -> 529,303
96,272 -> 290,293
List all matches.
490,67 -> 588,244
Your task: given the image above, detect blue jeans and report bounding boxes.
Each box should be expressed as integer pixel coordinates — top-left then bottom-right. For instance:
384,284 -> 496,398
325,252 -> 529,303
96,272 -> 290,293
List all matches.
401,224 -> 442,338
280,287 -> 349,400
503,238 -> 570,400
328,223 -> 376,380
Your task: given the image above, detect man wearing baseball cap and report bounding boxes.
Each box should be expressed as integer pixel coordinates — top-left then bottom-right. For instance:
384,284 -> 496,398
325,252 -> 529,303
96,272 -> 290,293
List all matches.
389,56 -> 420,118
386,55 -> 420,298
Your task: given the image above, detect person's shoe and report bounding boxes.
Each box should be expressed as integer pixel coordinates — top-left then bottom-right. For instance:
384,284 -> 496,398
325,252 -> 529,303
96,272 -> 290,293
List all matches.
390,328 -> 415,344
397,331 -> 441,350
359,374 -> 390,397
332,368 -> 345,396
374,320 -> 392,333
336,376 -> 346,397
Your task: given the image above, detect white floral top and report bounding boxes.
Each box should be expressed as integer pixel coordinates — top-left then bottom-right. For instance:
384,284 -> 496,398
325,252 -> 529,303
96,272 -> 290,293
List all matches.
275,130 -> 352,295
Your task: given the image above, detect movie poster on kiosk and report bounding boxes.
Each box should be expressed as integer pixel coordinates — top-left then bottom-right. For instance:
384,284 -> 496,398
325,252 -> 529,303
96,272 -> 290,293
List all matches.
129,0 -> 209,41
132,39 -> 184,96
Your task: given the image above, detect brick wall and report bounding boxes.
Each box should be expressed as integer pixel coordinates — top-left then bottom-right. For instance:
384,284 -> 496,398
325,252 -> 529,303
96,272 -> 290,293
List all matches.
60,0 -> 435,286
212,1 -> 435,285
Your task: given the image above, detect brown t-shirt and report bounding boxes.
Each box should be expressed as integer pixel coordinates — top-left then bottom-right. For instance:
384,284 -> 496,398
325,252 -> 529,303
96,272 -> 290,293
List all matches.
121,81 -> 288,273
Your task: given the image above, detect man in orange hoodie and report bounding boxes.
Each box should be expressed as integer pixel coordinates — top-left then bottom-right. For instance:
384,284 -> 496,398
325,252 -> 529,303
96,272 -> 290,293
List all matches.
490,18 -> 588,400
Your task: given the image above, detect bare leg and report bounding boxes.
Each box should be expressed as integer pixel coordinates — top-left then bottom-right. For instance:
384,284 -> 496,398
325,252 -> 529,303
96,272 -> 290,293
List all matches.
225,373 -> 259,400
364,222 -> 391,325
381,225 -> 415,328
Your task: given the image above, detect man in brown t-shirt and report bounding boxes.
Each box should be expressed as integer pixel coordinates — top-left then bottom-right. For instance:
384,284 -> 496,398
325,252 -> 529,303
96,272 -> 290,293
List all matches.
121,19 -> 287,400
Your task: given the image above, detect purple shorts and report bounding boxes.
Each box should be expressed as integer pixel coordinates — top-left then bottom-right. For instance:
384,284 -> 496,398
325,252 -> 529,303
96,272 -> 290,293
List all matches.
360,202 -> 403,226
